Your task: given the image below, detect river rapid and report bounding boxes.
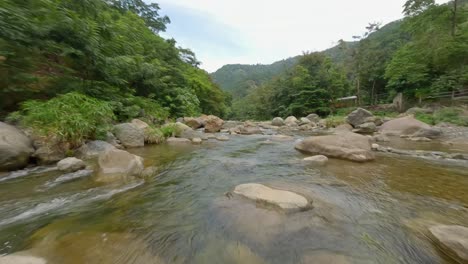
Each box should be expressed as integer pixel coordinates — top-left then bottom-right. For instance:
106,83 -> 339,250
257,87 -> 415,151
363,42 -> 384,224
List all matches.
0,133 -> 467,263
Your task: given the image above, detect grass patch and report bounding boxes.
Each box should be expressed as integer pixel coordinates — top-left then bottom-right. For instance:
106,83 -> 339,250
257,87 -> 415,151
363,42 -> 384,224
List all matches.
324,116 -> 346,128
415,107 -> 468,126
8,92 -> 115,147
144,126 -> 165,144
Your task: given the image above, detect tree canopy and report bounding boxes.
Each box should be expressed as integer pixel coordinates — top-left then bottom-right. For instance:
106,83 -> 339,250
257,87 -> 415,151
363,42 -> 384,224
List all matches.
0,0 -> 229,119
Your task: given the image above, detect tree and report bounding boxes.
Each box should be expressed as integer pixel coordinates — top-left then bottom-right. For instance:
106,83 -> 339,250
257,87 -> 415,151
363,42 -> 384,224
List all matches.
403,0 -> 435,16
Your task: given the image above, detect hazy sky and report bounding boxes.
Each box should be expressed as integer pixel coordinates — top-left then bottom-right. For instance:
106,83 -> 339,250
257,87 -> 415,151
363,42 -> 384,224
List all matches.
155,0 -> 448,72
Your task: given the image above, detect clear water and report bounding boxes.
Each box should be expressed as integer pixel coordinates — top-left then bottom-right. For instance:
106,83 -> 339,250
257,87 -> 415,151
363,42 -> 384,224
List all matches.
0,134 -> 467,263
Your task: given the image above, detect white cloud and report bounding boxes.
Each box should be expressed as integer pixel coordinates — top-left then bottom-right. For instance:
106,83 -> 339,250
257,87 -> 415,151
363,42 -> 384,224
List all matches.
156,0 -> 450,72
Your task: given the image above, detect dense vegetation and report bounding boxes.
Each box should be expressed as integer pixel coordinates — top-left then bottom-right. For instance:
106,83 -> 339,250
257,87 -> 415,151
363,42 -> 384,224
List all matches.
0,0 -> 229,122
220,0 -> 467,120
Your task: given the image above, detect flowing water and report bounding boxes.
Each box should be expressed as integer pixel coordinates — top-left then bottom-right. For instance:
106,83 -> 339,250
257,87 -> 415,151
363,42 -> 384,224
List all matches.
0,134 -> 467,263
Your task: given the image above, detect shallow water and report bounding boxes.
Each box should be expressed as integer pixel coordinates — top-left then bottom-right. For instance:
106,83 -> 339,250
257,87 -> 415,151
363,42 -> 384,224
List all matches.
0,134 -> 467,263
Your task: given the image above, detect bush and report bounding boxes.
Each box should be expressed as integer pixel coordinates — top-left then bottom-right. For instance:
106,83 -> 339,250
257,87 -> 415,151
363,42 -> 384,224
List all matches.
414,113 -> 435,125
144,126 -> 165,144
10,92 -> 115,146
415,107 -> 468,126
434,107 -> 468,126
160,123 -> 181,138
324,116 -> 345,128
113,95 -> 170,123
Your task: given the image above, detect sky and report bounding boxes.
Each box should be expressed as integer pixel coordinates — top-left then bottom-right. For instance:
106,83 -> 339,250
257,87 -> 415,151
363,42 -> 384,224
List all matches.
155,0 -> 448,72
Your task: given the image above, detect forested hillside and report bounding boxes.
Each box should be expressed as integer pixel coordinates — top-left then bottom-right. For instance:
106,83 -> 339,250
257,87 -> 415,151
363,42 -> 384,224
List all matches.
0,0 -> 229,120
221,0 -> 467,120
211,57 -> 298,99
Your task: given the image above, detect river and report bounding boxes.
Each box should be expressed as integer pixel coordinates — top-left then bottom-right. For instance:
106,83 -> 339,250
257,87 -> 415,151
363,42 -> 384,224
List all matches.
0,134 -> 467,263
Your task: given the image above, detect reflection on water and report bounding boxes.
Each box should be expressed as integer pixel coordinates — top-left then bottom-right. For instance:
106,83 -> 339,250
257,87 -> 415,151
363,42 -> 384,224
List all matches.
0,134 -> 467,263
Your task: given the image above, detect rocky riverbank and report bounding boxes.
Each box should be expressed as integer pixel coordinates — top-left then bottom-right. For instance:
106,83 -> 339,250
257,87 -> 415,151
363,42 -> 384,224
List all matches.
1,107 -> 468,263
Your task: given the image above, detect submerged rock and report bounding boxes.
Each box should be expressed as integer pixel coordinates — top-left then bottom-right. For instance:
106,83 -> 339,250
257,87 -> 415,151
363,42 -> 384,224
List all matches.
166,137 -> 191,145
192,138 -> 202,144
97,149 -> 144,181
114,123 -> 144,148
429,225 -> 468,262
271,135 -> 294,141
216,135 -> 230,141
346,108 -> 374,127
57,157 -> 85,172
295,131 -> 374,162
195,239 -> 267,264
0,254 -> 46,264
239,126 -> 262,135
301,251 -> 351,264
233,183 -> 310,212
303,155 -> 328,166
30,231 -> 164,264
0,122 -> 34,171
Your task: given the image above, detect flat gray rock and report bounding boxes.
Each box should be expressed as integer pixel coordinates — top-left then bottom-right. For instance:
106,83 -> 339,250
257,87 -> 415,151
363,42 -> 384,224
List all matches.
233,183 -> 309,212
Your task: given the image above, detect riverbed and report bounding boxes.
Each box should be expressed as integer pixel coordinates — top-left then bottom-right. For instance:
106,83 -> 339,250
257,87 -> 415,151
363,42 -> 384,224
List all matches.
0,134 -> 467,263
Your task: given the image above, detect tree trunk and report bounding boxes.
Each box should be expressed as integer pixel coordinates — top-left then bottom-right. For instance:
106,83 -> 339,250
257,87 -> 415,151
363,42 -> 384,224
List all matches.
371,80 -> 376,105
356,78 -> 361,106
452,0 -> 458,36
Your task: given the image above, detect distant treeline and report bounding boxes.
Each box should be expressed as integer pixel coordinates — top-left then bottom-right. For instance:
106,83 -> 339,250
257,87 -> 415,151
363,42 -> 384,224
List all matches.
213,0 -> 467,120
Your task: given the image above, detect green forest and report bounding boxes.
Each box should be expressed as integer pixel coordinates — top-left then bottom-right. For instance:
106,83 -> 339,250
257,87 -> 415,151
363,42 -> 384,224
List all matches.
214,0 -> 468,120
1,0 -> 229,121
1,0 -> 467,126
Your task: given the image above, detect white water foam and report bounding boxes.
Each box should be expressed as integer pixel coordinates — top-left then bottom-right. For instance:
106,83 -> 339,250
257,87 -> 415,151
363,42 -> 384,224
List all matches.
0,166 -> 58,182
42,169 -> 93,189
0,181 -> 145,227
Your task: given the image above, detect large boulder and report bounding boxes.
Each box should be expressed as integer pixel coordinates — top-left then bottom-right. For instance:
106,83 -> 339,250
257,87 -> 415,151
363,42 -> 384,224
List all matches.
233,183 -> 309,212
380,116 -> 441,138
179,129 -> 207,140
0,122 -> 34,171
183,117 -> 203,129
429,225 -> 468,262
130,119 -> 149,130
33,143 -> 66,165
76,140 -> 116,159
353,122 -> 377,133
284,116 -> 298,126
201,115 -> 224,133
57,157 -> 86,172
271,117 -> 285,126
411,127 -> 442,139
98,149 -> 144,179
295,131 -> 374,162
346,108 -> 374,127
299,117 -> 311,125
306,114 -> 320,123
114,123 -> 144,148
